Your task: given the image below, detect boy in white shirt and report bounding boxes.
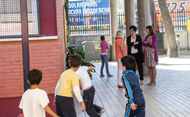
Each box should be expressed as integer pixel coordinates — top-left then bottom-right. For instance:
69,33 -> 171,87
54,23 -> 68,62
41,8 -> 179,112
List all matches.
19,69 -> 58,117
75,66 -> 106,117
176,35 -> 180,55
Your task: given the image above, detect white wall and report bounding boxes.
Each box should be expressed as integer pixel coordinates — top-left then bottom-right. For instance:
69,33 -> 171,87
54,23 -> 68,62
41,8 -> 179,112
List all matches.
163,31 -> 190,50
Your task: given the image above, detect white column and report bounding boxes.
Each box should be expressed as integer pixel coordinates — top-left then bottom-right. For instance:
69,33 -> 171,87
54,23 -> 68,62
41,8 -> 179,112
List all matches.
110,0 -> 118,60
137,0 -> 151,40
125,0 -> 135,37
137,0 -> 152,76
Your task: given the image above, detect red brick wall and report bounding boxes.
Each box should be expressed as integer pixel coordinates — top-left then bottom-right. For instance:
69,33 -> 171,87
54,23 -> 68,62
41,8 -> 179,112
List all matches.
0,0 -> 65,98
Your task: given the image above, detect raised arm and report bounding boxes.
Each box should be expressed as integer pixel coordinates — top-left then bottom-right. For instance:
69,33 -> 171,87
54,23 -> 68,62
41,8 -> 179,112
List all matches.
87,67 -> 94,73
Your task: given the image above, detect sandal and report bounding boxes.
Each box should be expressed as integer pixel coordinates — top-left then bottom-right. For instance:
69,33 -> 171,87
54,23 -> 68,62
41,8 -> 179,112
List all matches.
146,82 -> 151,86
149,83 -> 156,86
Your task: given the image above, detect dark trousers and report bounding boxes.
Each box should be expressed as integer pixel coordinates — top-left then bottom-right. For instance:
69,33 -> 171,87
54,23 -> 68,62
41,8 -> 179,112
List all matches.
131,53 -> 144,80
56,95 -> 76,117
83,86 -> 102,117
125,98 -> 145,117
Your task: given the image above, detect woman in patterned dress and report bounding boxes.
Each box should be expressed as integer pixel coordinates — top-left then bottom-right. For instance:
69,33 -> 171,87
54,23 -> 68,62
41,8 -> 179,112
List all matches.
142,26 -> 158,86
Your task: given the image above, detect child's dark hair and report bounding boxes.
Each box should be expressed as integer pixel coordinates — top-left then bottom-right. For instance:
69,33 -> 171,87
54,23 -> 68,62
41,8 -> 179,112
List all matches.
177,35 -> 180,37
28,69 -> 42,85
100,35 -> 105,41
121,55 -> 136,70
129,25 -> 137,32
69,54 -> 82,68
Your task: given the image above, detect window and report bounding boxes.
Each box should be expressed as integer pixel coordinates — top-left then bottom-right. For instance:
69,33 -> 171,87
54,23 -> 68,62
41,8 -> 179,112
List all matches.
0,0 -> 40,38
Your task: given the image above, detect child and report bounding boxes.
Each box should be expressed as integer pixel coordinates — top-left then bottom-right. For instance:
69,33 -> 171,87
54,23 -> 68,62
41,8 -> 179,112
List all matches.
100,35 -> 113,78
75,66 -> 106,117
54,54 -> 86,117
176,35 -> 180,55
121,55 -> 145,117
19,69 -> 58,117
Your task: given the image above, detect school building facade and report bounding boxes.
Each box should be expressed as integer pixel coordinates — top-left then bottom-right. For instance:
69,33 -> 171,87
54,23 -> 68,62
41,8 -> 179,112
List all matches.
0,0 -> 66,98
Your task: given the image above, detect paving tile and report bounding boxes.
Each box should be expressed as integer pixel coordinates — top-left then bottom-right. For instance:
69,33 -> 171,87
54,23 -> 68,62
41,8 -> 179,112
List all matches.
73,51 -> 190,117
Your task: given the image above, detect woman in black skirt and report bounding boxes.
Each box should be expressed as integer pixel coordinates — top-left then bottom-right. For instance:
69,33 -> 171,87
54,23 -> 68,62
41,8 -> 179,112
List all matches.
127,25 -> 144,85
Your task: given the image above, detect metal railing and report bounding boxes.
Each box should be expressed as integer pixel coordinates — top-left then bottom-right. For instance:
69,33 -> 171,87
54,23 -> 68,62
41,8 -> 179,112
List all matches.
152,9 -> 190,32
69,13 -> 110,35
69,10 -> 190,35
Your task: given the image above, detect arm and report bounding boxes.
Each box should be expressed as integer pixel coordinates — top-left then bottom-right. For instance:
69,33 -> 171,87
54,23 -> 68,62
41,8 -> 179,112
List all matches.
142,36 -> 149,46
134,36 -> 142,49
44,105 -> 59,117
87,67 -> 94,73
53,81 -> 60,105
73,85 -> 86,112
54,82 -> 59,97
105,41 -> 110,49
120,43 -> 126,56
121,76 -> 137,110
73,85 -> 83,102
122,76 -> 134,104
146,35 -> 157,47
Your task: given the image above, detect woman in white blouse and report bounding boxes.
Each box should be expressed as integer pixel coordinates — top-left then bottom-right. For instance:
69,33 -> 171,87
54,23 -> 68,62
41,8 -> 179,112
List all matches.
126,25 -> 144,85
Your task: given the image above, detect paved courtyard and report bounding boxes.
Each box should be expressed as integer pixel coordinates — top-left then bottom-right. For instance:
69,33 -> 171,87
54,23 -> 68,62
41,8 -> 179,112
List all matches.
75,51 -> 190,117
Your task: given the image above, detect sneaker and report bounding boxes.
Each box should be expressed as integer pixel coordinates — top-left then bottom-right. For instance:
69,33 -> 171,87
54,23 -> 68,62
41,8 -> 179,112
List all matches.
100,75 -> 105,78
99,108 -> 106,116
107,75 -> 113,78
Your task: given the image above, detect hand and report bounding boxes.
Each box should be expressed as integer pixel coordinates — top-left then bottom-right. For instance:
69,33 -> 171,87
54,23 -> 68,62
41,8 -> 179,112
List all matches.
80,101 -> 86,112
134,41 -> 139,45
131,46 -> 134,48
130,103 -> 137,111
144,41 -> 147,43
53,97 -> 56,106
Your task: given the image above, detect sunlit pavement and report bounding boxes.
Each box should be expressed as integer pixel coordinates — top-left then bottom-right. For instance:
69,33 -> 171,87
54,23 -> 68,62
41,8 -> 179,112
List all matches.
75,50 -> 190,117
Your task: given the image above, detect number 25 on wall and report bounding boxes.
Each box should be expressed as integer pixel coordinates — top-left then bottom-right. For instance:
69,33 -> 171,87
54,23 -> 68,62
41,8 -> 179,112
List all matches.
167,2 -> 190,12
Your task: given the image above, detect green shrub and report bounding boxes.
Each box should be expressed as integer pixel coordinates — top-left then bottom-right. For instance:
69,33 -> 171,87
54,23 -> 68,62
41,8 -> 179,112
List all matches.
66,47 -> 96,77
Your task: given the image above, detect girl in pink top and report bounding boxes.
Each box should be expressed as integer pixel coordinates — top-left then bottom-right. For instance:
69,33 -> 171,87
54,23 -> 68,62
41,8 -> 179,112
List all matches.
100,35 -> 113,78
115,31 -> 127,88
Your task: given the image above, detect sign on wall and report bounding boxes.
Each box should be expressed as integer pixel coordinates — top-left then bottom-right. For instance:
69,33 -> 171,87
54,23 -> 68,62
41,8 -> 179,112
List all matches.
69,0 -> 110,26
68,0 -> 110,15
